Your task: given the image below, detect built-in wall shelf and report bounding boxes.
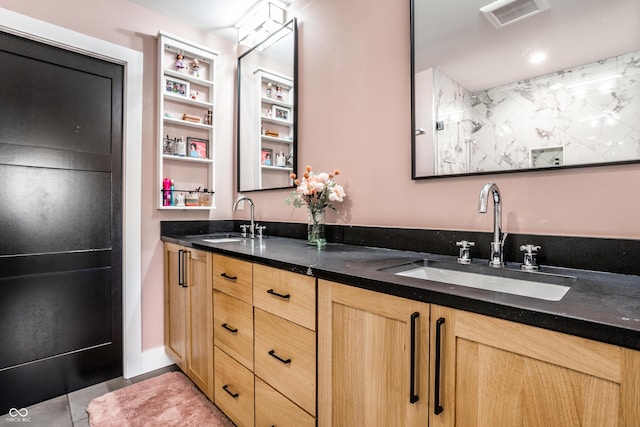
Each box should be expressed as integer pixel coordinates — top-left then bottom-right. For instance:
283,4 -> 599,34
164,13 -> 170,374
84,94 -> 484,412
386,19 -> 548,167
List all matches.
157,31 -> 218,210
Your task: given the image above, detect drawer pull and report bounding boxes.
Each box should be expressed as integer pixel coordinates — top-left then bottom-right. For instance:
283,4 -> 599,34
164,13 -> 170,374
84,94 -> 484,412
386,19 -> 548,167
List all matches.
222,384 -> 239,398
267,289 -> 291,299
220,272 -> 237,281
221,323 -> 238,334
268,349 -> 291,364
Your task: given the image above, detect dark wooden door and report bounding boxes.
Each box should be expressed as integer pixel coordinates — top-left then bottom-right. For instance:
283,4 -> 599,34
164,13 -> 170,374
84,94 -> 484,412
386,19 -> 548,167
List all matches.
0,31 -> 123,413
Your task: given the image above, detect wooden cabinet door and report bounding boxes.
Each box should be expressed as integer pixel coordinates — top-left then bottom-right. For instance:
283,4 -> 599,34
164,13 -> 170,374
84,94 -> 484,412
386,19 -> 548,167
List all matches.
318,280 -> 430,427
163,243 -> 187,369
186,248 -> 213,400
431,305 -> 640,427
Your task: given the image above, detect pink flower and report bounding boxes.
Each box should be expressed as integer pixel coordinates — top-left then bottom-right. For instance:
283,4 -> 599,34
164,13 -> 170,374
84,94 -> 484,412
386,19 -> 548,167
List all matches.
285,165 -> 347,212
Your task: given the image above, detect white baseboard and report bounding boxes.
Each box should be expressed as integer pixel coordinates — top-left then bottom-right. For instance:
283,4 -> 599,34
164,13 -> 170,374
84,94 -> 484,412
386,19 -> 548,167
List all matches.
123,346 -> 174,379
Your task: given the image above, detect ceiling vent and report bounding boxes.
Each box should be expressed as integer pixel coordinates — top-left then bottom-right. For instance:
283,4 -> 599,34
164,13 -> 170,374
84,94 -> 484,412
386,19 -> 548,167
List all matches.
480,0 -> 550,29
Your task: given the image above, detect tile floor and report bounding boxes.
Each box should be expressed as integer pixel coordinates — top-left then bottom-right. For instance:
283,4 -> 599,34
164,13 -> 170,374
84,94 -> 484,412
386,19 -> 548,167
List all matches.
0,365 -> 179,427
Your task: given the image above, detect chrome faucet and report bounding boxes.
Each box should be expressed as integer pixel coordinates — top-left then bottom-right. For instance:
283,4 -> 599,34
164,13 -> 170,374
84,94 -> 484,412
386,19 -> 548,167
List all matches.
233,197 -> 255,238
478,182 -> 505,268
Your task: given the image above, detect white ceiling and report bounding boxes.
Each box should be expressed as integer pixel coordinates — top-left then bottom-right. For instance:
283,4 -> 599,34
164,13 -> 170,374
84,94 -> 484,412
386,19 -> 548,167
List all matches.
132,0 -> 639,92
130,0 -> 292,41
415,0 -> 640,92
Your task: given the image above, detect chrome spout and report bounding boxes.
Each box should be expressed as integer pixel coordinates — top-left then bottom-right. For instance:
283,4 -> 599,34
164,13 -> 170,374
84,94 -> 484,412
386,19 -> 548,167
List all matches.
478,182 -> 504,268
233,197 -> 255,238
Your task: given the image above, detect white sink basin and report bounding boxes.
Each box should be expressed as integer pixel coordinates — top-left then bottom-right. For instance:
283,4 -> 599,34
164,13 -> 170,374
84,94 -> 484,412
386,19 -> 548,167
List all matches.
383,260 -> 575,301
203,237 -> 243,243
201,233 -> 244,243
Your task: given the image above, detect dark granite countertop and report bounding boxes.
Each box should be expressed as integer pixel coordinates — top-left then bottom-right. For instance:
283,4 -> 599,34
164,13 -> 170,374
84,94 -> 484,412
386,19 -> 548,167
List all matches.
162,233 -> 640,351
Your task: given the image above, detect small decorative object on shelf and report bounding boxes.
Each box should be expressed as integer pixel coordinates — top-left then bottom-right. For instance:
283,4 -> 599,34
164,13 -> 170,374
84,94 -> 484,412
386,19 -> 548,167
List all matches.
181,113 -> 201,123
190,90 -> 198,100
272,105 -> 290,121
175,53 -> 185,71
205,110 -> 212,125
174,137 -> 186,157
266,82 -> 273,97
162,178 -> 173,206
261,148 -> 273,166
185,191 -> 199,206
164,76 -> 189,98
264,129 -> 279,137
198,189 -> 212,206
187,137 -> 208,159
191,58 -> 200,77
286,165 -> 346,246
163,135 -> 174,155
276,85 -> 283,100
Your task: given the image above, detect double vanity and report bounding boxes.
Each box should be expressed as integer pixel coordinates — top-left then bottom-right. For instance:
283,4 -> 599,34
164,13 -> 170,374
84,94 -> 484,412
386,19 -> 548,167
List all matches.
162,219 -> 640,426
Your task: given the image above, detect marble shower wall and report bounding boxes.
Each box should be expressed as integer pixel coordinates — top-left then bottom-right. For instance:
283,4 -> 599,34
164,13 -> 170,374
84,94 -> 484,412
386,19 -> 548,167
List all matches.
433,50 -> 640,174
433,69 -> 473,175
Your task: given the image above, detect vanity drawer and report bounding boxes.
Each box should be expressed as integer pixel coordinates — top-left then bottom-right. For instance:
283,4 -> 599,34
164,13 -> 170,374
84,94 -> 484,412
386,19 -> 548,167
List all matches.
212,254 -> 253,304
255,377 -> 315,427
214,347 -> 255,427
253,263 -> 316,330
254,308 -> 316,416
213,290 -> 254,370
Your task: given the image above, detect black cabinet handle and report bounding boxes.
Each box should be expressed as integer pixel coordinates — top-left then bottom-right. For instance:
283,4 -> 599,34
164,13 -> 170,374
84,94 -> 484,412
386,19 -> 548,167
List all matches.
268,349 -> 291,364
220,272 -> 237,281
178,250 -> 188,287
221,323 -> 238,334
267,289 -> 291,299
222,384 -> 239,398
410,312 -> 419,404
434,317 -> 445,415
178,250 -> 183,287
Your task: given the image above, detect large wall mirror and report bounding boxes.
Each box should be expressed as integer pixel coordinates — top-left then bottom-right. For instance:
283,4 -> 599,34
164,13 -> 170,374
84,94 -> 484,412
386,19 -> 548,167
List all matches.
237,19 -> 297,191
411,0 -> 640,178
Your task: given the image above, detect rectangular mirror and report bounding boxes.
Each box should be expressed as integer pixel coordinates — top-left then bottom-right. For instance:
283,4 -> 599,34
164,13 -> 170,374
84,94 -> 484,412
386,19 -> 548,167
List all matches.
411,0 -> 640,178
237,19 -> 297,191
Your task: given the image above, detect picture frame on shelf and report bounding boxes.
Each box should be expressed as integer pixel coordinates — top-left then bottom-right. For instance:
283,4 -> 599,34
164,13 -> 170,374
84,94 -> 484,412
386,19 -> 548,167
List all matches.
272,105 -> 290,122
187,137 -> 208,159
164,76 -> 190,98
261,148 -> 273,166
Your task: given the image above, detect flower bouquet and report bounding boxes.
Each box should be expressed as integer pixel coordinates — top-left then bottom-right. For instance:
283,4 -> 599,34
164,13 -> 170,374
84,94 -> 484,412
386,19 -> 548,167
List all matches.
286,165 -> 346,246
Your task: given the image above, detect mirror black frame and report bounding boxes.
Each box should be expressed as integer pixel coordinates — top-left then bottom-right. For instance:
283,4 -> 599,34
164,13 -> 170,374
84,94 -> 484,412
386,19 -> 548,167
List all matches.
410,0 -> 640,180
237,18 -> 298,192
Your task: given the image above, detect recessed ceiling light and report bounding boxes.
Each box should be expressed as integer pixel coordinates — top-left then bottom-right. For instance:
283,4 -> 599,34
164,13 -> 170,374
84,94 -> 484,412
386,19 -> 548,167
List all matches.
529,51 -> 547,63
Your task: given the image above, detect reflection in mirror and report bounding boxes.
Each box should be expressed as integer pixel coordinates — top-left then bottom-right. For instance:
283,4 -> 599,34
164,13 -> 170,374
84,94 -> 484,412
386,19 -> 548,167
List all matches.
411,0 -> 640,178
238,19 -> 297,191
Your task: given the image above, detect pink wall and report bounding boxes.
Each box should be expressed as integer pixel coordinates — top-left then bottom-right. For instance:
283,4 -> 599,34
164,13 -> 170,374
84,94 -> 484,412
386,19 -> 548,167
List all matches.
2,0 -> 638,355
252,0 -> 640,241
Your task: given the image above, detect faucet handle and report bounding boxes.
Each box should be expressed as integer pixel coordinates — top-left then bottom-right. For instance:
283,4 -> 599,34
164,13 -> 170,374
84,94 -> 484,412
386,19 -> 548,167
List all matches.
456,240 -> 475,264
520,244 -> 541,254
456,240 -> 475,248
240,224 -> 249,237
255,225 -> 266,238
520,244 -> 541,271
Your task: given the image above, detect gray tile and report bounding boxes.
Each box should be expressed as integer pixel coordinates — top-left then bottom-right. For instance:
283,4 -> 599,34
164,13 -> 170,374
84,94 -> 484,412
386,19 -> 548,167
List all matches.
67,377 -> 132,422
1,395 -> 72,427
129,364 -> 180,384
72,416 -> 89,427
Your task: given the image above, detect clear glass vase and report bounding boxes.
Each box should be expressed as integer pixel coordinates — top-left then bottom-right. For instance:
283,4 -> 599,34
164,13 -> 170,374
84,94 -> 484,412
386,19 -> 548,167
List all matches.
307,208 -> 326,246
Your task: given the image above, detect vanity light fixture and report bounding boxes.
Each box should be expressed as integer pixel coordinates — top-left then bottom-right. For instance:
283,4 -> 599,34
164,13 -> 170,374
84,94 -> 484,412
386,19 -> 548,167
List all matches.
480,0 -> 550,29
236,0 -> 287,47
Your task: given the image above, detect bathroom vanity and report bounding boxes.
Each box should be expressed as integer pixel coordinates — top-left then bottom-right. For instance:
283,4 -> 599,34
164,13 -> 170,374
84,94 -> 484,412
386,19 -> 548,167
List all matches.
162,229 -> 640,426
